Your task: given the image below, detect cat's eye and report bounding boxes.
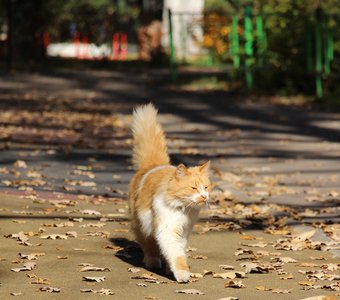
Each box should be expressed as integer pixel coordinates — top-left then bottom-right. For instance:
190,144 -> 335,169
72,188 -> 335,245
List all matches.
205,186 -> 209,189
191,187 -> 197,190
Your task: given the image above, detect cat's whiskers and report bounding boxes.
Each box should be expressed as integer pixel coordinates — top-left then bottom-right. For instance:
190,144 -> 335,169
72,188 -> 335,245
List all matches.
184,201 -> 195,211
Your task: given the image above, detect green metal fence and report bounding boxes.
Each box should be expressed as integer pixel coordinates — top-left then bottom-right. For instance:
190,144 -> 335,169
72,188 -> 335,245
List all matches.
167,6 -> 336,98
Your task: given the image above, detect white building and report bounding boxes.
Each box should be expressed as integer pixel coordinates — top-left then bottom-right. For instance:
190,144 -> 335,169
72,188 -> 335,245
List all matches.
162,0 -> 205,60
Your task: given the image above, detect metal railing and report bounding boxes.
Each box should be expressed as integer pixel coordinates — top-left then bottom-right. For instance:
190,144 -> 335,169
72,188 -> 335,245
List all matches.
167,6 -> 336,98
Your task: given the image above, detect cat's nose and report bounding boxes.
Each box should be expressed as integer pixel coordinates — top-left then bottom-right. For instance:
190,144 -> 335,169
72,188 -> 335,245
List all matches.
201,194 -> 208,200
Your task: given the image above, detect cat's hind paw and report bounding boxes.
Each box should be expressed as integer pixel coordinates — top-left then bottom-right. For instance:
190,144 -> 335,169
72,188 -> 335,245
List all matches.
143,256 -> 161,270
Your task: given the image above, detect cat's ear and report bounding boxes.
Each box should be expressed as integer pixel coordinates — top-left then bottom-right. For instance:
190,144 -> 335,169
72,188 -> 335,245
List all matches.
175,163 -> 187,179
199,160 -> 210,173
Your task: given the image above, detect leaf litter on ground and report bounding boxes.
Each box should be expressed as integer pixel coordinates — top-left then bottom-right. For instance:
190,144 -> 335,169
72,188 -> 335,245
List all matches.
82,276 -> 106,282
80,288 -> 115,295
19,253 -> 45,260
11,262 -> 36,272
80,266 -> 110,272
175,289 -> 204,295
39,287 -> 60,293
224,280 -> 245,288
213,271 -> 245,279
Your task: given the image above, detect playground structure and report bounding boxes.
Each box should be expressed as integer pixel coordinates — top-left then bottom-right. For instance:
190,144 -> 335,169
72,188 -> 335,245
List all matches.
46,32 -> 129,60
167,6 -> 336,98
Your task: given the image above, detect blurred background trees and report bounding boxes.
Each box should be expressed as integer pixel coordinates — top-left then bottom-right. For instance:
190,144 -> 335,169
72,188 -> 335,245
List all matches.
0,0 -> 339,97
0,0 -> 163,60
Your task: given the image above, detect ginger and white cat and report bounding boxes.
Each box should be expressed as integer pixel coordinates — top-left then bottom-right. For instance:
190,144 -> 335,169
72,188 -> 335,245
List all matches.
128,103 -> 211,283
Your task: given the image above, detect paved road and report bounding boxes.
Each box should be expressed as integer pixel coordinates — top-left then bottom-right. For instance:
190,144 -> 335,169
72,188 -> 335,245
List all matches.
0,69 -> 339,299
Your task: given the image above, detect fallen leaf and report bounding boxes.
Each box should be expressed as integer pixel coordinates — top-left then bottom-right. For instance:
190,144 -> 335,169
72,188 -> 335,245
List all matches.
14,160 -> 27,168
291,230 -> 316,243
39,287 -> 60,293
203,270 -> 213,276
242,242 -> 267,248
280,274 -> 295,280
224,280 -> 245,288
216,298 -> 238,300
71,217 -> 83,222
80,223 -> 106,228
40,234 -> 67,240
80,288 -> 114,295
80,266 -> 110,272
234,249 -> 254,256
219,265 -> 235,270
5,232 -> 29,244
321,263 -> 338,271
11,262 -> 36,272
43,221 -> 74,228
127,267 -> 141,273
12,220 -> 26,224
65,231 -> 77,238
186,247 -> 197,252
190,273 -> 203,278
131,273 -> 158,281
19,253 -> 45,260
136,283 -> 148,287
31,277 -> 51,285
213,271 -> 245,279
299,281 -> 315,286
240,235 -> 254,240
299,262 -> 319,267
310,256 -> 326,260
79,263 -> 94,267
240,262 -> 270,274
85,231 -> 110,238
175,289 -> 204,295
65,179 -> 96,187
10,292 -> 22,296
79,209 -> 101,216
256,286 -> 272,291
271,289 -> 291,294
82,276 -> 106,282
272,257 -> 297,263
104,245 -> 122,251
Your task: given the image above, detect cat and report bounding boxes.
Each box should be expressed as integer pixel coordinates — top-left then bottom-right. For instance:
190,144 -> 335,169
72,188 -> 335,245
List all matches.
128,103 -> 211,283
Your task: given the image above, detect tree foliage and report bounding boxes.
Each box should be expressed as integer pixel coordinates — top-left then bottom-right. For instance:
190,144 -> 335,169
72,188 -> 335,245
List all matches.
204,0 -> 340,95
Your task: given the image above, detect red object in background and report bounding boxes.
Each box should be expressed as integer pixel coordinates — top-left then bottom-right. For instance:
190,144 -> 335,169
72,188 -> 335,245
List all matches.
112,33 -> 120,60
120,33 -> 128,60
111,33 -> 128,60
74,32 -> 80,59
43,32 -> 49,49
83,36 -> 89,59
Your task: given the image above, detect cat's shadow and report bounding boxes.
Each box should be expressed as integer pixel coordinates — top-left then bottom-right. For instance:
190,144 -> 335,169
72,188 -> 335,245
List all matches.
109,237 -> 173,280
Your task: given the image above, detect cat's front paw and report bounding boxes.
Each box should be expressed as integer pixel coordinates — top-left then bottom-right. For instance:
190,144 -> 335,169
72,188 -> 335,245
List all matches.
173,270 -> 190,283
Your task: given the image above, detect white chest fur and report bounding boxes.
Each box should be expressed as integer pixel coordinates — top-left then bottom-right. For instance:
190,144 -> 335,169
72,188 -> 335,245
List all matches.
153,194 -> 199,240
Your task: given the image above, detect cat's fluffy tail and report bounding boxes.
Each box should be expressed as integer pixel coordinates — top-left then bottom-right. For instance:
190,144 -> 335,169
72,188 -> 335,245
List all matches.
131,103 -> 170,169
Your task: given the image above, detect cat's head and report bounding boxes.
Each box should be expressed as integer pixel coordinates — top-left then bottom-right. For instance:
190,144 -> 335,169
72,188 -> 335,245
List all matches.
167,161 -> 211,208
